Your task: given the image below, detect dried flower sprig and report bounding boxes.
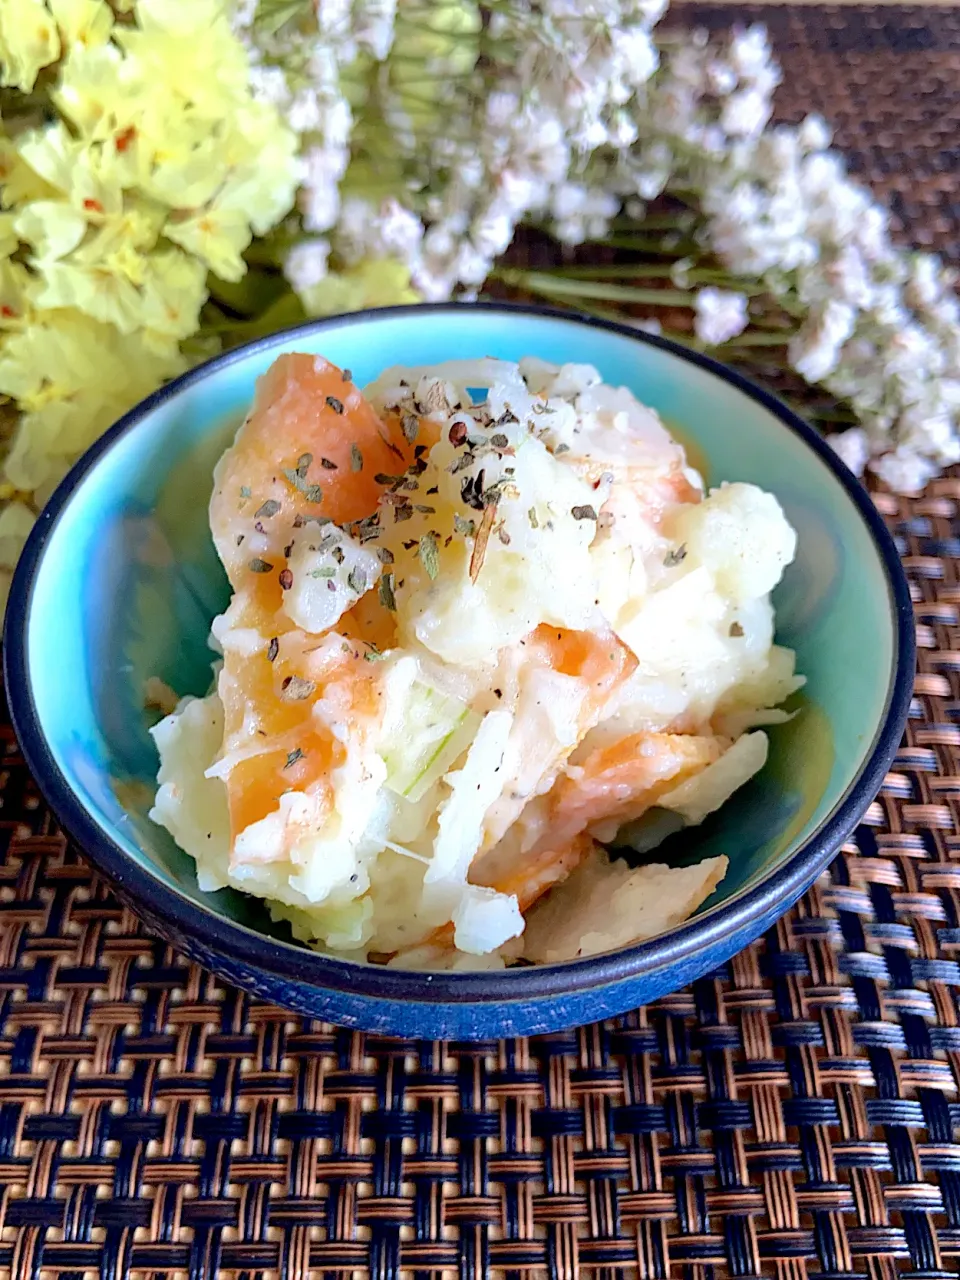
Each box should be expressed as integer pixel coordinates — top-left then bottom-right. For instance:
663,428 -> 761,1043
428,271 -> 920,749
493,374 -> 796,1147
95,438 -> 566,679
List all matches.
244,2 -> 959,496
0,0 -> 299,609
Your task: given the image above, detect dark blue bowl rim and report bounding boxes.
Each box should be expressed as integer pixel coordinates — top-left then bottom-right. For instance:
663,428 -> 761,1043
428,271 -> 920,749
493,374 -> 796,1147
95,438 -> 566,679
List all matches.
3,300 -> 915,1007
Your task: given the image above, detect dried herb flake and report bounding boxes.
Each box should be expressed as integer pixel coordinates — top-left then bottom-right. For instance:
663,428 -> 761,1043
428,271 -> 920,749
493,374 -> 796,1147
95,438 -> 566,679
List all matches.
379,572 -> 397,612
418,532 -> 440,580
248,557 -> 273,573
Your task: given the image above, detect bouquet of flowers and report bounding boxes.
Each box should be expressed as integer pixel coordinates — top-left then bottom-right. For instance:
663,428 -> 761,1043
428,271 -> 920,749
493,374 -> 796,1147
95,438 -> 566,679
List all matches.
2,0 -> 957,611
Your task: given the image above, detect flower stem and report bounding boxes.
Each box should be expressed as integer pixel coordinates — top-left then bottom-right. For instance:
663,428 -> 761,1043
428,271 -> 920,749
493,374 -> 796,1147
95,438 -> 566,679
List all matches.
538,263 -> 767,294
586,234 -> 701,253
716,331 -> 794,348
494,269 -> 695,306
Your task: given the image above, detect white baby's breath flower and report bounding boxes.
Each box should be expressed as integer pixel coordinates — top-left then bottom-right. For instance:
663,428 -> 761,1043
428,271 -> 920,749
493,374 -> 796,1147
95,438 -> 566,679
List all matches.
472,209 -> 515,258
721,88 -> 772,139
797,114 -> 832,153
354,0 -> 398,59
229,0 -> 258,34
789,300 -> 856,382
727,25 -> 778,84
829,428 -> 869,478
870,448 -> 940,496
285,239 -> 331,295
288,88 -> 325,133
694,288 -> 749,345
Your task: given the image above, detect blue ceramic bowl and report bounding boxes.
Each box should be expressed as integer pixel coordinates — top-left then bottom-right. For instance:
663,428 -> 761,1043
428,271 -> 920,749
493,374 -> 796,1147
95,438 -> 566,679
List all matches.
4,303 -> 913,1038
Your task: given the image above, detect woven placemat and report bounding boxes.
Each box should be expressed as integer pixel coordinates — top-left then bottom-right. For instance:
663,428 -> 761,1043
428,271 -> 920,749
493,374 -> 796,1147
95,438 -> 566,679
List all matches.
3,7 -> 960,1278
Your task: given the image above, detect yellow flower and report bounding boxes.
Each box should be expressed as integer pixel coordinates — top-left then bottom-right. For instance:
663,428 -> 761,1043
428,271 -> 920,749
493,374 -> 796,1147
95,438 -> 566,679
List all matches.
48,0 -> 113,50
0,262 -> 32,328
212,104 -> 301,237
53,40 -> 131,141
164,205 -> 251,284
16,123 -> 86,195
0,0 -> 61,92
14,199 -> 87,261
114,0 -> 249,114
0,214 -> 18,258
16,122 -> 126,219
300,258 -> 423,317
30,259 -> 144,331
138,126 -> 229,209
138,249 -> 207,339
0,134 -> 58,207
71,199 -> 165,269
0,0 -> 300,607
0,309 -> 184,492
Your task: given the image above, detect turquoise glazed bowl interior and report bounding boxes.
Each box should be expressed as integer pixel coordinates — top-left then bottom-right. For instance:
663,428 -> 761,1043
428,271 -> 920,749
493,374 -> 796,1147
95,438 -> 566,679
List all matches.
4,304 -> 913,1038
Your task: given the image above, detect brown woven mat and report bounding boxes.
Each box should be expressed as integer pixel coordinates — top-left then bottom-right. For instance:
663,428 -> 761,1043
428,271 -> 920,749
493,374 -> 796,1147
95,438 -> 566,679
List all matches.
3,7 -> 960,1278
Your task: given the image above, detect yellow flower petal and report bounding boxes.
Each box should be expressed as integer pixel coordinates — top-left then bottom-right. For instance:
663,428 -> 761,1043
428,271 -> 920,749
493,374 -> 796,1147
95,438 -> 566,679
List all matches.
137,132 -> 226,209
53,40 -> 131,139
214,106 -> 300,237
14,200 -> 87,262
138,249 -> 207,339
48,0 -> 113,49
0,135 -> 58,207
31,259 -> 145,332
1,309 -> 184,493
71,200 -> 165,266
164,207 -> 251,283
0,0 -> 61,92
0,261 -> 32,328
115,1 -> 249,113
16,124 -> 85,195
300,258 -> 423,317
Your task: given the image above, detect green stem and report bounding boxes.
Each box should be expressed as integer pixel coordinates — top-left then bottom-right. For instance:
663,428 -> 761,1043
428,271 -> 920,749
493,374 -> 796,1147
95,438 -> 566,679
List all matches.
717,331 -> 795,348
538,264 -> 767,294
586,234 -> 701,253
556,300 -> 698,348
608,214 -> 697,232
494,270 -> 695,306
